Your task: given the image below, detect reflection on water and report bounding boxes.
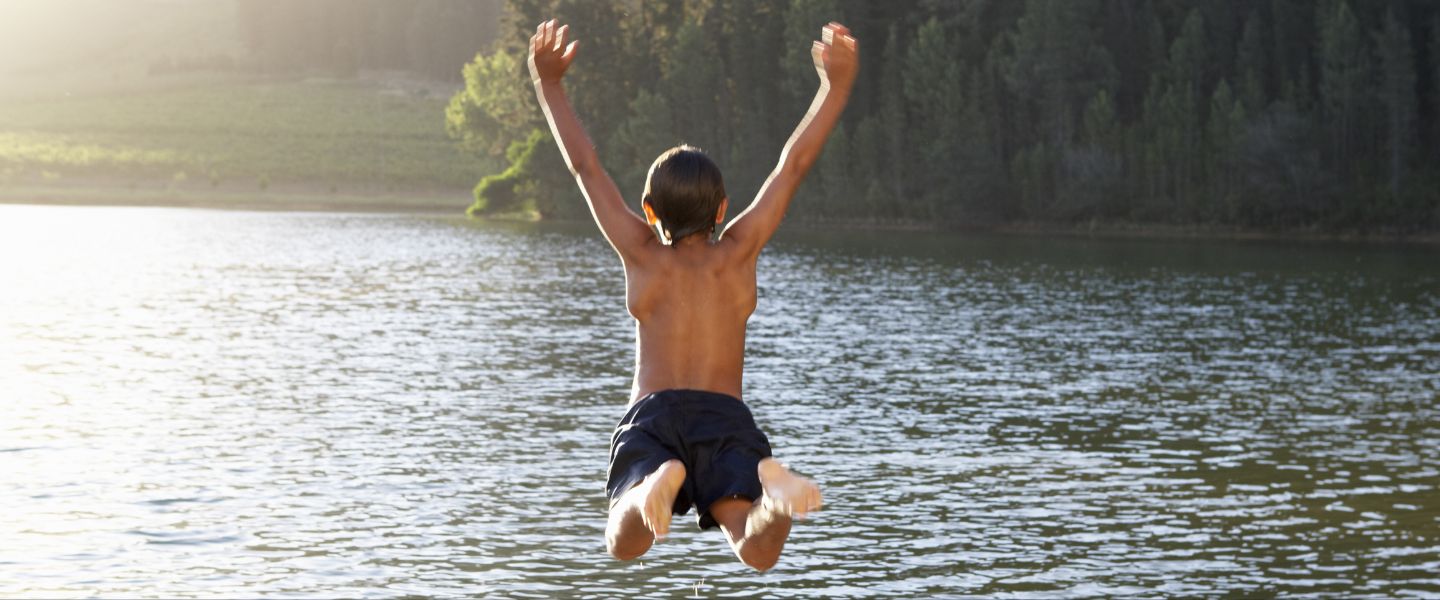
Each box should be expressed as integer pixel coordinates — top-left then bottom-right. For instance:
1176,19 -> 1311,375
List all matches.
1,204 -> 1437,597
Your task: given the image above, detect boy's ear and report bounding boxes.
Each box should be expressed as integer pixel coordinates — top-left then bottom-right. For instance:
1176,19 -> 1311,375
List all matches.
716,197 -> 729,224
642,198 -> 659,225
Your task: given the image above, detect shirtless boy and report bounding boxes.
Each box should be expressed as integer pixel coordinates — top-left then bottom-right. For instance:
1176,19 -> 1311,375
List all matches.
527,19 -> 857,571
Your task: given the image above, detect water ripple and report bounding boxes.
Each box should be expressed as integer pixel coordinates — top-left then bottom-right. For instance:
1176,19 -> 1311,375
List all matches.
1,205 -> 1438,597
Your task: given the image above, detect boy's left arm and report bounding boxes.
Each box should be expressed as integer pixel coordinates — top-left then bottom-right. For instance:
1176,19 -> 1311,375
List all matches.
529,20 -> 653,260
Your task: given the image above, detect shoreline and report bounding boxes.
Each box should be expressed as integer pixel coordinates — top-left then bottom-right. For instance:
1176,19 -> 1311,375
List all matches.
4,186 -> 1437,245
987,220 -> 1440,246
0,183 -> 469,214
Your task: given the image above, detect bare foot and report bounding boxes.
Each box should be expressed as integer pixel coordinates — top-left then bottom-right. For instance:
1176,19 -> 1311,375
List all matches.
758,458 -> 822,519
620,459 -> 687,540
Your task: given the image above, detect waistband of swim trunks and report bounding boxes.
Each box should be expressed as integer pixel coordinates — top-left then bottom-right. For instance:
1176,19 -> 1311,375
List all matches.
636,388 -> 743,405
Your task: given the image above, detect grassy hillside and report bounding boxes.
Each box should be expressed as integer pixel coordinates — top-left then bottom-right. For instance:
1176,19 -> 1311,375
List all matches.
0,80 -> 485,205
0,2 -> 491,211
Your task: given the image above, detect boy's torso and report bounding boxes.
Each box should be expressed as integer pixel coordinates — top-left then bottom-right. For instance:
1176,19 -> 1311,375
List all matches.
623,237 -> 757,403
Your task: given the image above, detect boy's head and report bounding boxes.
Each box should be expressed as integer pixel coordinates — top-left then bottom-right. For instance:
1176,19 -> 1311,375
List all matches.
641,145 -> 727,243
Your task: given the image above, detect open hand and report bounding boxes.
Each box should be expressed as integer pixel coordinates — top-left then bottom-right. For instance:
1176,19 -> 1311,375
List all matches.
529,19 -> 577,84
812,22 -> 858,89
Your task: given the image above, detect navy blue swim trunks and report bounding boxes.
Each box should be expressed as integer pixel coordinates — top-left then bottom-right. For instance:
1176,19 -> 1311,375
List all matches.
605,389 -> 773,530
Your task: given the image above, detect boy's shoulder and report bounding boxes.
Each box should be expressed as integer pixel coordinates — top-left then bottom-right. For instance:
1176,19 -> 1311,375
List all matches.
627,236 -> 754,273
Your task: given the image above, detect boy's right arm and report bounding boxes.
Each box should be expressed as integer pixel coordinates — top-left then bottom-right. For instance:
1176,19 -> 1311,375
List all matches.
722,23 -> 858,256
529,20 -> 654,262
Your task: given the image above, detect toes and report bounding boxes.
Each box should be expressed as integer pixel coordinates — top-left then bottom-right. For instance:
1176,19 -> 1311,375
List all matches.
646,499 -> 669,539
651,506 -> 668,538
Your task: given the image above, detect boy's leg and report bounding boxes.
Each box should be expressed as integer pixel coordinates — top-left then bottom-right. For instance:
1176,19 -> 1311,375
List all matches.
709,458 -> 822,572
606,459 -> 687,560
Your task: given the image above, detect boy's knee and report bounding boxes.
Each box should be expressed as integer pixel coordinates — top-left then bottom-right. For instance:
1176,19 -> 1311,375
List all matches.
606,535 -> 651,561
737,539 -> 782,572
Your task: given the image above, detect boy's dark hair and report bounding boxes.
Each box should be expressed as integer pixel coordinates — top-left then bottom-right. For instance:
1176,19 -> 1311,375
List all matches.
643,145 -> 726,242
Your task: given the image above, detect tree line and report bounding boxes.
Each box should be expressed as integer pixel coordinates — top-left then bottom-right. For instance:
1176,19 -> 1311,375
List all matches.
441,0 -> 1440,233
235,0 -> 503,80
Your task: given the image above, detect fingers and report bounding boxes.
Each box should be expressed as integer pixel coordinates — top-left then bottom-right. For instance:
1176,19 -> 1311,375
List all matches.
534,19 -> 556,53
532,19 -> 579,60
819,22 -> 857,52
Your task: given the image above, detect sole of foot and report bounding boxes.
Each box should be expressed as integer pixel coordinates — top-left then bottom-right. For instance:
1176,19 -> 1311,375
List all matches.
628,459 -> 686,540
758,457 -> 822,519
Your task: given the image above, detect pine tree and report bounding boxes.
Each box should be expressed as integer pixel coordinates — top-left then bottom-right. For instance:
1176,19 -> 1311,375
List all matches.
1318,0 -> 1369,182
878,24 -> 908,205
1271,0 -> 1312,107
1081,89 -> 1117,153
849,116 -> 887,219
815,123 -> 851,219
781,0 -> 841,109
612,90 -> 676,197
1142,8 -> 1207,219
1236,10 -> 1268,113
1429,17 -> 1440,168
717,0 -> 787,193
659,22 -> 725,157
1374,9 -> 1416,195
1005,0 -> 1117,146
551,0 -> 629,148
903,18 -> 965,220
1206,80 -> 1245,220
1167,10 -> 1208,104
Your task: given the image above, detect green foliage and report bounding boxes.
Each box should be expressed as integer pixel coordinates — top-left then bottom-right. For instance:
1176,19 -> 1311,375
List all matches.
0,82 -> 476,189
1236,11 -> 1268,113
1375,9 -> 1417,195
1206,80 -> 1246,220
904,19 -> 1001,221
1006,0 -> 1117,145
447,49 -> 535,159
1319,0 -> 1372,181
1082,90 -> 1118,149
781,0 -> 840,107
613,90 -> 676,196
468,128 -> 576,219
444,0 -> 1440,233
815,123 -> 850,218
661,22 -> 726,152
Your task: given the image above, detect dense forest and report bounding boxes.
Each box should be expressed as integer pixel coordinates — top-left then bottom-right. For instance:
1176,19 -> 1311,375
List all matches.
234,0 -> 503,80
236,0 -> 1440,233
438,0 -> 1440,233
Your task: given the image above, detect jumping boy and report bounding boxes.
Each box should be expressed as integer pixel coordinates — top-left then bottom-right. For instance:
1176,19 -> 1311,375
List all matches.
527,19 -> 857,571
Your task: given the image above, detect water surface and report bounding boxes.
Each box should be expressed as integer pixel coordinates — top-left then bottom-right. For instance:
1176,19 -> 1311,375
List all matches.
2,205 -> 1437,597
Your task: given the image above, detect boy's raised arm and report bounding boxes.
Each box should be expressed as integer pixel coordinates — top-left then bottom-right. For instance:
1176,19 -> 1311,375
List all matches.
722,23 -> 858,255
529,20 -> 653,260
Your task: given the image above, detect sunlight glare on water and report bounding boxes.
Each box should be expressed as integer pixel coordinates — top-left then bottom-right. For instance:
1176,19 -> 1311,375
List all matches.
1,204 -> 1438,597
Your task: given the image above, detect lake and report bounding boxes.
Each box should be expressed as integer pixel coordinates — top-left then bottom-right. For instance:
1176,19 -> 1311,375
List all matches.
1,204 -> 1437,597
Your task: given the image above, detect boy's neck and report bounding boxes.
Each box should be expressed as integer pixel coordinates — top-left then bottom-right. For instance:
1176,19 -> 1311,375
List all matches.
669,232 -> 713,248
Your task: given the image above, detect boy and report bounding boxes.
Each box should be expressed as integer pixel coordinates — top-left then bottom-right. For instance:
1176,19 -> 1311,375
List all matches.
527,19 -> 857,571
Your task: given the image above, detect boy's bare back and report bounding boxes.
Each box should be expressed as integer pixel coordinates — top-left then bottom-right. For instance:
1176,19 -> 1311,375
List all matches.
624,233 -> 757,401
